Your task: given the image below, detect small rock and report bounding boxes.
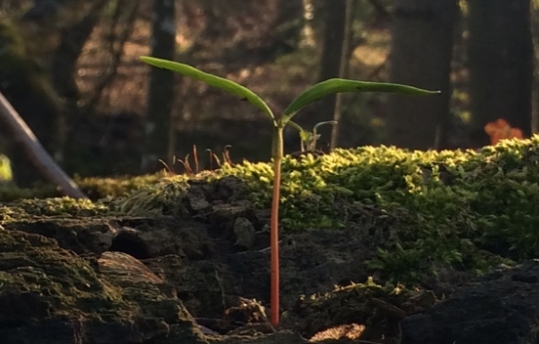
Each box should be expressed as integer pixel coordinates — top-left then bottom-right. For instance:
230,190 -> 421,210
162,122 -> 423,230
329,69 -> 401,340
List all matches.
98,251 -> 164,285
0,229 -> 206,344
401,260 -> 539,344
185,186 -> 211,213
214,176 -> 248,202
209,204 -> 250,226
234,217 -> 256,250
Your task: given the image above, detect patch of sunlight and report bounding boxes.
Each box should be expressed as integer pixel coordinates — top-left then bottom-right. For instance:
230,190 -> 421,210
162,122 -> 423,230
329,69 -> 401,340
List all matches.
353,31 -> 390,67
459,0 -> 468,15
370,117 -> 385,128
456,111 -> 471,123
353,45 -> 388,67
452,90 -> 469,103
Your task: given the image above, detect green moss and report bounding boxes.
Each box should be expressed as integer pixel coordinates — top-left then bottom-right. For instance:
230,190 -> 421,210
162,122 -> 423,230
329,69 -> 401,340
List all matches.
0,183 -> 60,202
107,173 -> 195,215
75,172 -> 167,199
5,136 -> 539,285
0,172 -> 184,221
0,198 -> 109,226
283,277 -> 409,328
114,135 -> 539,284
0,230 -> 119,316
0,229 -> 202,341
0,173 -> 167,202
13,197 -> 109,216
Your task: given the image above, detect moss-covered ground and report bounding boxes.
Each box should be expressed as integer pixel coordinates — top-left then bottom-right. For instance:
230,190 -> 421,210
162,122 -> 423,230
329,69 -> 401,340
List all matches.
4,136 -> 539,286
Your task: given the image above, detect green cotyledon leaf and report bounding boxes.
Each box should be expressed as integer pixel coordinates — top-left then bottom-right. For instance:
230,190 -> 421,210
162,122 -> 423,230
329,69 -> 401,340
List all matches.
140,56 -> 276,125
281,78 -> 440,125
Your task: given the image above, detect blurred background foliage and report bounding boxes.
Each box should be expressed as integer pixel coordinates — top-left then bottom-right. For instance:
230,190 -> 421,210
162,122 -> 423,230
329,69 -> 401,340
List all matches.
0,0 -> 537,185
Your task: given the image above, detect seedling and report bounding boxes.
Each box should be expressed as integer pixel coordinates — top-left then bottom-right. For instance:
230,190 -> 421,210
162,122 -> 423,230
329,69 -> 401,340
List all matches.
193,145 -> 199,173
158,158 -> 176,176
140,56 -> 439,326
223,144 -> 233,165
289,120 -> 337,152
176,145 -> 199,175
206,149 -> 215,170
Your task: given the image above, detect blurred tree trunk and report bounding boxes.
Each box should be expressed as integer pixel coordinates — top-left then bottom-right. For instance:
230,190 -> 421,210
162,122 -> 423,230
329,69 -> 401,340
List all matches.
189,0 -> 303,70
387,0 -> 458,149
21,0 -> 93,58
330,0 -> 354,150
143,0 -> 177,172
468,0 -> 533,146
312,0 -> 347,148
531,1 -> 539,134
19,0 -> 105,170
82,0 -> 140,115
50,0 -> 108,163
301,0 -> 316,47
51,0 -> 107,101
0,21 -> 63,185
22,0 -> 87,23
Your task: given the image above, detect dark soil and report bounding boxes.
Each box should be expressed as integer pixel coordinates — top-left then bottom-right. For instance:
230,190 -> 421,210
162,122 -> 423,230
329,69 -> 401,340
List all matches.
1,176 -> 537,344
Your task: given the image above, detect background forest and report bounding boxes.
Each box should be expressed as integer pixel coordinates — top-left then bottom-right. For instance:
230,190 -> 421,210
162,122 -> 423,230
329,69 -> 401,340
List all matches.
0,0 -> 536,185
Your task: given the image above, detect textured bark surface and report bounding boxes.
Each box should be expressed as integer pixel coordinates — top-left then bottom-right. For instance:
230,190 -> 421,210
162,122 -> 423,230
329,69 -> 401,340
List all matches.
468,0 -> 533,147
144,0 -> 177,172
387,0 -> 457,149
310,0 -> 347,138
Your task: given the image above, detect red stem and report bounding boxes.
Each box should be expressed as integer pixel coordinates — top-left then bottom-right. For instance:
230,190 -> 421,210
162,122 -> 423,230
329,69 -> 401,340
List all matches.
270,155 -> 282,326
270,127 -> 283,326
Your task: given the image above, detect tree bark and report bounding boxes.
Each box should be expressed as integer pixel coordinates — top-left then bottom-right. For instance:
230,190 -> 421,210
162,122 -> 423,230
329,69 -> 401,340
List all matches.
531,1 -> 539,133
467,0 -> 533,146
82,0 -> 140,115
143,0 -> 177,172
0,21 -> 65,185
310,0 -> 347,147
387,0 -> 458,149
330,0 -> 355,150
187,0 -> 303,70
50,0 -> 109,163
51,0 -> 107,101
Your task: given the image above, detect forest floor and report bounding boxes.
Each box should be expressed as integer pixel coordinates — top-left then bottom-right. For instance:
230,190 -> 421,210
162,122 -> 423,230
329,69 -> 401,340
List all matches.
4,138 -> 539,343
0,173 -> 525,344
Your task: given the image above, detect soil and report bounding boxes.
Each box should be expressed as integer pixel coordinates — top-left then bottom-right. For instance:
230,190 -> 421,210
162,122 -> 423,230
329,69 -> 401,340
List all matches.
1,176 -> 537,344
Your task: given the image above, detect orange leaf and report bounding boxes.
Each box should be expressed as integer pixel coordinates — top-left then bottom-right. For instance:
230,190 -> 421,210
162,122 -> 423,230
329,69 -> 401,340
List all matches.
484,118 -> 523,145
507,128 -> 523,139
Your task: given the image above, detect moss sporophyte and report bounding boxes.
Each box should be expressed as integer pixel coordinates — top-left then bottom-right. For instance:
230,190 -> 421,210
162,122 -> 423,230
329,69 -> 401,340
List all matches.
139,55 -> 439,326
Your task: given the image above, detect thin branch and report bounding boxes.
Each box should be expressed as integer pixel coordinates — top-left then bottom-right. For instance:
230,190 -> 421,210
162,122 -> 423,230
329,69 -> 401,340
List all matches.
83,0 -> 141,114
0,92 -> 87,199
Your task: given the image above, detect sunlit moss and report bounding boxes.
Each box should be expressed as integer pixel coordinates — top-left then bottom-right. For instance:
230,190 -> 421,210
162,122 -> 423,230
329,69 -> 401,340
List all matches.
113,135 -> 539,283
75,173 -> 168,199
0,197 -> 109,224
0,155 -> 12,182
5,136 -> 539,285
